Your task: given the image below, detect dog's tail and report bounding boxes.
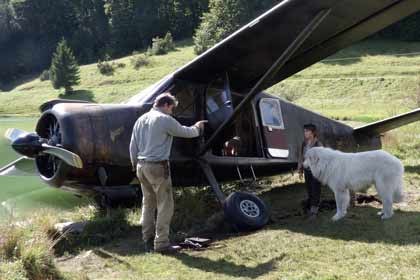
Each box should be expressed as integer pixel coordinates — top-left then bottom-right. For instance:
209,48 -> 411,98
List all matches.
393,175 -> 405,203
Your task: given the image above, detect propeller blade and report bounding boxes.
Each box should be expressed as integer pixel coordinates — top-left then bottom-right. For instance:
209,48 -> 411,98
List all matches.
5,128 -> 29,142
0,157 -> 36,176
41,144 -> 83,169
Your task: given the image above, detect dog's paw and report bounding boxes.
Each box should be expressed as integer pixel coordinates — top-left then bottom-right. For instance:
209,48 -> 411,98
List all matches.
331,213 -> 345,221
377,211 -> 383,216
381,214 -> 393,220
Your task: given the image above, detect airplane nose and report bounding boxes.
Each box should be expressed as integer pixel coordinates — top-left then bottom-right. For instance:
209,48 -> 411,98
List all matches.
11,133 -> 43,158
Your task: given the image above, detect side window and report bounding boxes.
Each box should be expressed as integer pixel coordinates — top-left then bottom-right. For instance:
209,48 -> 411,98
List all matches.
259,98 -> 284,129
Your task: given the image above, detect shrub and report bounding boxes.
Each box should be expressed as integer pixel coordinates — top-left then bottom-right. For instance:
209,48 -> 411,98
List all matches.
115,62 -> 126,68
97,55 -> 114,76
130,53 -> 150,70
148,32 -> 175,56
0,226 -> 23,260
193,18 -> 218,55
163,32 -> 175,51
0,212 -> 65,280
39,70 -> 50,81
20,236 -> 62,280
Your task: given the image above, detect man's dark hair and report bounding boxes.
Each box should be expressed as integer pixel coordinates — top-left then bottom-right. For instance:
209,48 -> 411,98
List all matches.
154,93 -> 178,108
303,123 -> 317,136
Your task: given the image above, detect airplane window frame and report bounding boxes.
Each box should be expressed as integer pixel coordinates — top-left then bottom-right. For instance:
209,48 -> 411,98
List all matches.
259,98 -> 285,130
171,85 -> 196,118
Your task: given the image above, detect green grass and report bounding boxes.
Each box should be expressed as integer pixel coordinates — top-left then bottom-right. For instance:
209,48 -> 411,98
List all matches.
51,171 -> 420,280
2,38 -> 420,279
0,40 -> 196,116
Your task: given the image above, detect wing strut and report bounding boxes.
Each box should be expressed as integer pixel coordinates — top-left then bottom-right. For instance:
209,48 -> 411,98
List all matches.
198,8 -> 331,156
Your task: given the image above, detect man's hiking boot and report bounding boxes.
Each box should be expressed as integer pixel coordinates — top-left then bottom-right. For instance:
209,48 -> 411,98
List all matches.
144,239 -> 154,253
154,244 -> 181,254
308,206 -> 319,220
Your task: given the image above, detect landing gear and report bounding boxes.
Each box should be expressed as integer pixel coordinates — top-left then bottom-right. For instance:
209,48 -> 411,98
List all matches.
198,160 -> 269,231
224,192 -> 269,231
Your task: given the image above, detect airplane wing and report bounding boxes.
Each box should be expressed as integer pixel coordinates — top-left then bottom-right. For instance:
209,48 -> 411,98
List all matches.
174,0 -> 420,92
353,108 -> 420,136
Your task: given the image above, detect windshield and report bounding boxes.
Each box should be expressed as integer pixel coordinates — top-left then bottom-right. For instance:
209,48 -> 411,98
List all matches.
125,74 -> 174,104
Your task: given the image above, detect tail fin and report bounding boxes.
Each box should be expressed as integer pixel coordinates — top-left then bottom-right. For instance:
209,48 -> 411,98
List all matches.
354,108 -> 420,136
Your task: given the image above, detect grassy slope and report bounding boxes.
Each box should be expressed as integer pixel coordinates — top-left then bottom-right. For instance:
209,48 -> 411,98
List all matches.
0,40 -> 196,116
2,39 -> 420,280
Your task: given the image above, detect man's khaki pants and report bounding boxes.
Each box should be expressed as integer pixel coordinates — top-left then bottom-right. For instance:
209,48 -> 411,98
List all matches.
137,161 -> 174,250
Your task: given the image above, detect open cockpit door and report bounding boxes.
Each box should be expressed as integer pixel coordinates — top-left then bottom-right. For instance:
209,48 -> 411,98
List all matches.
206,74 -> 234,131
258,98 -> 289,158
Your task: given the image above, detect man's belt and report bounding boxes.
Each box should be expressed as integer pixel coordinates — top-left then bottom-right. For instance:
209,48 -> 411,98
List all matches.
139,160 -> 169,165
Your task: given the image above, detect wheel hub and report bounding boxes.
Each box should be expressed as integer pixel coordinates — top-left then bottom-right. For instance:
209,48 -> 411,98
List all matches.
239,199 -> 260,218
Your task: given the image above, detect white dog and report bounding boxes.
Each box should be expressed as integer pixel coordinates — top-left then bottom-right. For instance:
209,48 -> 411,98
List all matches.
303,147 -> 404,221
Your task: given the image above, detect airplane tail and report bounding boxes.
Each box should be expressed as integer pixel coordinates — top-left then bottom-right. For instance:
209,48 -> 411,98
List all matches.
353,108 -> 420,136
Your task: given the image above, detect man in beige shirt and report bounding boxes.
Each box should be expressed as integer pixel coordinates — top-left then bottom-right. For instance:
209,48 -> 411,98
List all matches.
130,93 -> 206,253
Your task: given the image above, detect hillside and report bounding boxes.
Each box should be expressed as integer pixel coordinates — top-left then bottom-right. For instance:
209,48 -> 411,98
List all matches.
1,39 -> 420,120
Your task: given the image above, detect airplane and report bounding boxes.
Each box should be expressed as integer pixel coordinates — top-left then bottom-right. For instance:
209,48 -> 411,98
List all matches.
2,0 -> 420,230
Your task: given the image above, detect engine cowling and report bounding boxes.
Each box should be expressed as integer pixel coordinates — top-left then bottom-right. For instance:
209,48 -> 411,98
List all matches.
34,102 -> 150,190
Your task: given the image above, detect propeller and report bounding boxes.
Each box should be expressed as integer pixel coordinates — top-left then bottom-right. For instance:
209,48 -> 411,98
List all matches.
3,126 -> 83,170
5,128 -> 28,142
41,144 -> 83,168
0,157 -> 35,176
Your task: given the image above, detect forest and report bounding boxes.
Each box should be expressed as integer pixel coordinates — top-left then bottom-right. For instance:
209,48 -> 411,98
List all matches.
1,0 -> 420,85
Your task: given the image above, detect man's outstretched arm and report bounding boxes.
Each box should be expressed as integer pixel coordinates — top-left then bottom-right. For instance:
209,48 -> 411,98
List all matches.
165,117 -> 207,138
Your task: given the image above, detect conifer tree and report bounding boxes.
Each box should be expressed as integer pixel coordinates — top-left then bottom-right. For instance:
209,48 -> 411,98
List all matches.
50,39 -> 80,95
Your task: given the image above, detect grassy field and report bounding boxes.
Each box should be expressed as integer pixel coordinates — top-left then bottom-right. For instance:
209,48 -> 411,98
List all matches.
0,40 -> 196,116
1,39 -> 420,280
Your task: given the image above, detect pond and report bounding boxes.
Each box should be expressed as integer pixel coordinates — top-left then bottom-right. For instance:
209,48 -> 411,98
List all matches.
0,117 -> 86,221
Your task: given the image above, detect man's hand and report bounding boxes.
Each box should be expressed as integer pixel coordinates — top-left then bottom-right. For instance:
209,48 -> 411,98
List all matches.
297,166 -> 303,180
194,120 -> 208,130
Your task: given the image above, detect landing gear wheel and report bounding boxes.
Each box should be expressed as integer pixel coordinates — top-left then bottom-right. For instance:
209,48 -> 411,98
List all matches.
223,192 -> 269,231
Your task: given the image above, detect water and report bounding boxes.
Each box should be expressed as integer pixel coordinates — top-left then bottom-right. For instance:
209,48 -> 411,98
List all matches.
0,117 -> 86,221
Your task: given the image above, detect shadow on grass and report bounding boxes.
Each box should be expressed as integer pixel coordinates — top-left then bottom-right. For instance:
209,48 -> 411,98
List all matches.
171,252 -> 285,279
404,165 -> 420,173
58,90 -> 95,102
263,183 -> 420,245
53,208 -> 144,256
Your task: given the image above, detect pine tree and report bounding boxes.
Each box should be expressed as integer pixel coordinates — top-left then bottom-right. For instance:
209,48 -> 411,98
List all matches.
50,39 -> 80,94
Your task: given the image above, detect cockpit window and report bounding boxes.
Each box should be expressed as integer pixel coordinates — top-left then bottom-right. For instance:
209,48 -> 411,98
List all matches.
171,84 -> 195,117
259,98 -> 284,129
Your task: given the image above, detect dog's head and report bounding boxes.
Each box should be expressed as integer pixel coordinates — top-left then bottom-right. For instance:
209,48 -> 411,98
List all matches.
303,148 -> 320,170
304,147 -> 331,181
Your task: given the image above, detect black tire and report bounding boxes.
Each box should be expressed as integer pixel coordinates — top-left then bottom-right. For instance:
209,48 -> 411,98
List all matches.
223,192 -> 269,231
